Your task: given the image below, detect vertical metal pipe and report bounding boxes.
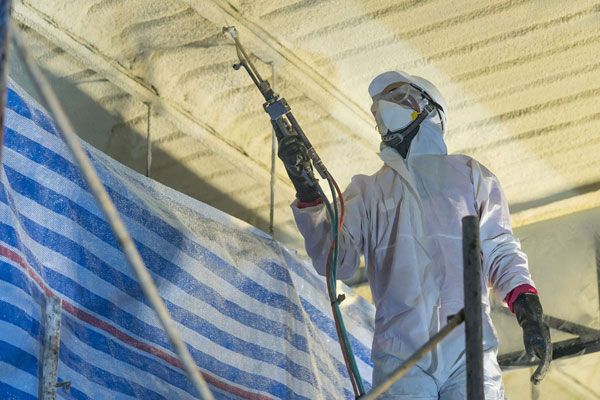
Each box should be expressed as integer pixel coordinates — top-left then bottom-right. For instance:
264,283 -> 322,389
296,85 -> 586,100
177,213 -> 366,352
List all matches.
145,102 -> 151,178
268,61 -> 276,235
595,234 -> 599,322
462,215 -> 484,400
0,0 -> 12,164
40,296 -> 62,400
530,367 -> 540,400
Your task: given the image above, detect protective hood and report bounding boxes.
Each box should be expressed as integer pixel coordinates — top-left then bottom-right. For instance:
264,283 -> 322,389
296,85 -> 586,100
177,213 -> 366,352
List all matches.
369,71 -> 448,159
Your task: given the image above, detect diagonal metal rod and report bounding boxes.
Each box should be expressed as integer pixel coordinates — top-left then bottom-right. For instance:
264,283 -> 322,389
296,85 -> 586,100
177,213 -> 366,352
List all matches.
497,306 -> 600,338
360,310 -> 465,400
499,334 -> 600,368
544,315 -> 600,338
11,27 -> 214,400
0,0 -> 11,164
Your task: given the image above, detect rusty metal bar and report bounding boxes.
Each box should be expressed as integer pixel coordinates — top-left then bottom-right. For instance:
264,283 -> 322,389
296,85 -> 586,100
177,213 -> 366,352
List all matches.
462,215 -> 484,400
39,296 -> 62,400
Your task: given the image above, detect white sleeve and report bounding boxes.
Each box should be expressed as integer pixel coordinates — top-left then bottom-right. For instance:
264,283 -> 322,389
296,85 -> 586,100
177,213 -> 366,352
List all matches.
472,160 -> 535,300
291,177 -> 366,280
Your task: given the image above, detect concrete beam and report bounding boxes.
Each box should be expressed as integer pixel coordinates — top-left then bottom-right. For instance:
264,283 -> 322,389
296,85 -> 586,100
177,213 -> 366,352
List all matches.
511,189 -> 600,228
12,1 -> 295,195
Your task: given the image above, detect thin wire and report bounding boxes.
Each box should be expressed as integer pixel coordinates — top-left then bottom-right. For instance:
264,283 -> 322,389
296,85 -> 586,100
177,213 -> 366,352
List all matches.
268,62 -> 276,235
145,102 -> 152,178
11,27 -> 215,400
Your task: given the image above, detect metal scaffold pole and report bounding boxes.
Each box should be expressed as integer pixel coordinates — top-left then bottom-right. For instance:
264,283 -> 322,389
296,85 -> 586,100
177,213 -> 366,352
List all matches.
39,296 -> 62,400
0,0 -> 12,164
462,215 -> 484,400
11,26 -> 215,400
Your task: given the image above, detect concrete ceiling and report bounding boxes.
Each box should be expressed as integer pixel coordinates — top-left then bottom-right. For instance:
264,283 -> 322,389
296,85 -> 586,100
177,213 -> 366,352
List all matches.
8,2 -> 600,398
10,0 -> 600,250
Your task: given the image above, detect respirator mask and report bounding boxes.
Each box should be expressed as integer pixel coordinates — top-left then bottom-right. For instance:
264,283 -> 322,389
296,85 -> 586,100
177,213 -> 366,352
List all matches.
373,83 -> 441,157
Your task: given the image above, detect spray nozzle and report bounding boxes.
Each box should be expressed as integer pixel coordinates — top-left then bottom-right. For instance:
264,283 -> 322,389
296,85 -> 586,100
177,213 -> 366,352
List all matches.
222,26 -> 238,39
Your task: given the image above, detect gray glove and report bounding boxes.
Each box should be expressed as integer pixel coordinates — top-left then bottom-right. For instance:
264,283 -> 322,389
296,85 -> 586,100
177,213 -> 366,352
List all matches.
513,293 -> 552,384
277,134 -> 320,203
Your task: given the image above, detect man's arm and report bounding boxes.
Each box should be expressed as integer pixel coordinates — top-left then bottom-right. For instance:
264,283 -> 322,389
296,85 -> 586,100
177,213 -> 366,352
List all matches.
472,160 -> 552,384
472,161 -> 533,298
277,133 -> 365,280
292,177 -> 366,280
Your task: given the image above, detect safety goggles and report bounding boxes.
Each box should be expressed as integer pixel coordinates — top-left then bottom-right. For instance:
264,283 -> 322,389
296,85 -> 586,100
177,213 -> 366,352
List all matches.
382,83 -> 425,111
372,82 -> 425,113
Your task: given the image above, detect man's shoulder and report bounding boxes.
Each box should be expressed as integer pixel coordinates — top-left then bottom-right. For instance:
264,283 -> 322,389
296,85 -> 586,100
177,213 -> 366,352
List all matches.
351,164 -> 394,185
445,153 -> 476,165
445,154 -> 495,174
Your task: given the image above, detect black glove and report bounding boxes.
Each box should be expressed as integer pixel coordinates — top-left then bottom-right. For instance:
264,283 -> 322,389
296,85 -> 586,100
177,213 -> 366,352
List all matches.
277,134 -> 320,202
513,293 -> 552,384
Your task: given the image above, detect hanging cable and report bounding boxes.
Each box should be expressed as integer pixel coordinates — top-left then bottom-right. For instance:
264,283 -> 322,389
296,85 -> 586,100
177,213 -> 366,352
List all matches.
324,173 -> 365,396
319,181 -> 361,396
268,61 -> 276,235
145,102 -> 152,178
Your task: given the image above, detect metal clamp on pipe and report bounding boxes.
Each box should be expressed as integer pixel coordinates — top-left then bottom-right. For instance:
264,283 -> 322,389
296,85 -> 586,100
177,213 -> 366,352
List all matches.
263,98 -> 290,120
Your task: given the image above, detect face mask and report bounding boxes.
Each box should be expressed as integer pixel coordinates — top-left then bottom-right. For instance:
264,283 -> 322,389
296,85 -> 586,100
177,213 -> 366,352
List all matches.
375,100 -> 418,136
374,84 -> 426,135
373,84 -> 444,158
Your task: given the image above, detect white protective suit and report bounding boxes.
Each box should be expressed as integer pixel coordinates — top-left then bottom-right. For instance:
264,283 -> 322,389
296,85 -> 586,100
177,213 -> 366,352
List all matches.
292,74 -> 535,399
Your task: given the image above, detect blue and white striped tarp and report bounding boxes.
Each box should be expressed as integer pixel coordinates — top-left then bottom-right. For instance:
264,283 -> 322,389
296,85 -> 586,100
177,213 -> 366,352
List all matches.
0,80 -> 374,399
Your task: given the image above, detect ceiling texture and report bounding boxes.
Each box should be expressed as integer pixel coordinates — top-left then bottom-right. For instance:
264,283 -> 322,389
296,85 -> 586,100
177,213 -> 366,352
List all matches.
7,1 -> 600,398
11,0 -> 600,251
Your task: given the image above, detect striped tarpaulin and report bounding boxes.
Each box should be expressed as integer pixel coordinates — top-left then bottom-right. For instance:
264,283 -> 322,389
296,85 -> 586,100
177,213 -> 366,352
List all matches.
0,81 -> 374,399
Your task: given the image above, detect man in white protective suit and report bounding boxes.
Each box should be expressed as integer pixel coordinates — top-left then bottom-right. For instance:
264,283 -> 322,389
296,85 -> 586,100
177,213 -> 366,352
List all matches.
276,71 -> 552,399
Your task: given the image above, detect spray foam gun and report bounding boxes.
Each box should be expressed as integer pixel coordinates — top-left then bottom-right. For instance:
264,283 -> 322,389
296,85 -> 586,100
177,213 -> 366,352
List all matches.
221,26 -> 328,186
222,26 -> 366,397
